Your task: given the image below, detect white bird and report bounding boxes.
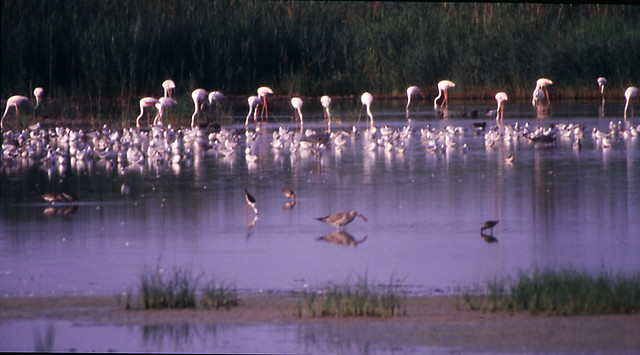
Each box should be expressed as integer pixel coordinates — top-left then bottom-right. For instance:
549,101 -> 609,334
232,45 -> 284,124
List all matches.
406,86 -> 421,118
291,97 -> 304,127
246,95 -> 262,126
162,79 -> 175,97
597,77 -> 607,102
154,97 -> 178,126
360,92 -> 374,128
536,78 -> 553,105
257,87 -> 274,120
191,88 -> 208,128
434,80 -> 455,109
33,87 -> 44,109
624,86 -> 638,119
1,95 -> 30,130
495,92 -> 508,123
321,95 -> 332,131
532,85 -> 545,106
208,91 -> 224,105
136,97 -> 161,129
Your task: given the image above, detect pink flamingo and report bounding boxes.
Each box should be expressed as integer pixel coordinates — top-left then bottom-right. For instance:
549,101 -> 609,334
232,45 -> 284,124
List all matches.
154,97 -> 177,126
494,92 -> 508,123
321,95 -> 332,131
360,92 -> 374,128
434,80 -> 455,109
624,86 -> 638,119
257,87 -> 273,120
191,88 -> 208,128
1,95 -> 30,130
406,86 -> 421,118
291,97 -> 304,127
597,77 -> 607,102
136,97 -> 161,128
536,78 -> 553,105
162,79 -> 175,97
246,95 -> 262,126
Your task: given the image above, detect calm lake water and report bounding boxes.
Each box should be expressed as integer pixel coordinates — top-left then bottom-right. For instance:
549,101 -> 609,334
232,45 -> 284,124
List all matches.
1,99 -> 639,352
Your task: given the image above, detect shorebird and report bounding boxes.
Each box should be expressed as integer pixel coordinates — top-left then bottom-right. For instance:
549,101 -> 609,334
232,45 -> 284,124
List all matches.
42,192 -> 78,205
316,211 -> 367,231
282,188 -> 296,209
244,188 -> 257,217
480,220 -> 499,234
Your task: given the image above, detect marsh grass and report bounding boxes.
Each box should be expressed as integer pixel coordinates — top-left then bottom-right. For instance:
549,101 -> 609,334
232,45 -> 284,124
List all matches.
138,266 -> 238,310
463,269 -> 640,315
298,275 -> 405,318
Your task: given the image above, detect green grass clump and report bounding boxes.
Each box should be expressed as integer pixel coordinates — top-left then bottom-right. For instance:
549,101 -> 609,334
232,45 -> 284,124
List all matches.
140,267 -> 198,309
463,268 -> 640,315
298,275 -> 405,318
200,280 -> 239,310
138,266 -> 239,310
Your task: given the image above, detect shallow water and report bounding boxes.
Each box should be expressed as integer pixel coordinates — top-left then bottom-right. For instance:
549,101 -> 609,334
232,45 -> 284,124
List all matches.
1,101 -> 639,351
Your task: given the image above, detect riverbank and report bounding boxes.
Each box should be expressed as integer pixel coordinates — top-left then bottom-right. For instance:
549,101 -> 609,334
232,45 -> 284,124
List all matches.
1,294 -> 639,352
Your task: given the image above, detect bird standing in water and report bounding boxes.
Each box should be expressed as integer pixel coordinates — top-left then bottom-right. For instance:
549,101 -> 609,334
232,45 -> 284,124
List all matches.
481,220 -> 499,234
316,211 -> 367,231
244,188 -> 257,217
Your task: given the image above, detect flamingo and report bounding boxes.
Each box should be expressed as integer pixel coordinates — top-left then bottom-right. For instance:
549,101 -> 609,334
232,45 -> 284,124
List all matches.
208,91 -> 224,105
257,87 -> 273,120
536,78 -> 553,104
136,97 -> 161,128
154,97 -> 177,125
495,92 -> 508,123
434,80 -> 455,109
597,77 -> 607,102
33,87 -> 44,109
1,95 -> 30,130
162,79 -> 175,97
246,95 -> 262,126
191,88 -> 208,128
624,86 -> 638,119
406,86 -> 421,118
320,95 -> 332,131
360,92 -> 374,127
291,97 -> 304,127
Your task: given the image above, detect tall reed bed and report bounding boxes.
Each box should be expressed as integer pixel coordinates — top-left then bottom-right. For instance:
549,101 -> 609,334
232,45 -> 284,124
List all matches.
463,268 -> 640,315
3,2 -> 639,101
138,266 -> 238,310
298,275 -> 405,318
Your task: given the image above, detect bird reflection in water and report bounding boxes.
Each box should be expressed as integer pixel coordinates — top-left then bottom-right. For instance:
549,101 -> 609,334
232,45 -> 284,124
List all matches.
43,205 -> 78,216
282,188 -> 296,210
317,231 -> 367,246
480,220 -> 499,243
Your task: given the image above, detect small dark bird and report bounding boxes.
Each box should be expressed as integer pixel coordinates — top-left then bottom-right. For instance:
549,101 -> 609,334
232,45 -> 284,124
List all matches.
244,188 -> 257,215
42,192 -> 78,205
283,188 -> 295,200
481,220 -> 499,234
316,211 -> 367,231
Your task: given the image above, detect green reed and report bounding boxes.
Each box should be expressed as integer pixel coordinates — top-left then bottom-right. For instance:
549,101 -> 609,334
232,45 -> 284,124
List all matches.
298,274 -> 404,318
3,2 -> 639,103
463,268 -> 640,315
138,266 -> 239,310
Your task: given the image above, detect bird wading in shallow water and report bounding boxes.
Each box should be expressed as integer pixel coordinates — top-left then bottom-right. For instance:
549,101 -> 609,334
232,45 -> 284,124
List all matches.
434,80 -> 455,109
316,211 -> 367,231
244,188 -> 257,218
481,220 -> 499,234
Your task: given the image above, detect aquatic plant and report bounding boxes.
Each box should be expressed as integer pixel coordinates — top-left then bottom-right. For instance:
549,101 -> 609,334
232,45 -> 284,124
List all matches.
463,268 -> 640,315
139,266 -> 198,309
298,275 -> 405,318
200,280 -> 239,310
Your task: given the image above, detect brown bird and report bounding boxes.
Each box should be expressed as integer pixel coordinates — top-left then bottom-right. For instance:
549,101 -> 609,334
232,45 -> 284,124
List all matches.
42,192 -> 78,205
317,231 -> 367,246
316,211 -> 367,231
282,188 -> 295,200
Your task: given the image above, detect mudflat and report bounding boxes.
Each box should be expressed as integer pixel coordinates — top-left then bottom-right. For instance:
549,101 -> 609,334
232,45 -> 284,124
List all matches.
1,294 -> 639,352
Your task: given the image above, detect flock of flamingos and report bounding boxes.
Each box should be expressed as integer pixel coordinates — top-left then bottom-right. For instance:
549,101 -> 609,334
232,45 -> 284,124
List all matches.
2,78 -> 639,236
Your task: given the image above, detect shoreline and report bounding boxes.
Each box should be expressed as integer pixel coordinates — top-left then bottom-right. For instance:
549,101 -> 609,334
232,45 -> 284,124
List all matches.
2,294 -> 639,352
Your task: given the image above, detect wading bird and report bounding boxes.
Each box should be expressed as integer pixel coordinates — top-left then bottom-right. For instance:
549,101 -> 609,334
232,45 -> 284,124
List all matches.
244,188 -> 257,217
136,97 -> 161,129
406,86 -> 421,118
434,80 -> 455,109
597,77 -> 607,102
154,97 -> 178,125
246,95 -> 262,126
624,86 -> 638,119
291,97 -> 304,127
316,211 -> 367,231
33,87 -> 44,109
536,78 -> 553,105
257,87 -> 273,120
321,95 -> 332,131
191,88 -> 208,128
162,79 -> 175,97
480,220 -> 499,234
1,95 -> 29,130
360,92 -> 374,128
494,92 -> 508,123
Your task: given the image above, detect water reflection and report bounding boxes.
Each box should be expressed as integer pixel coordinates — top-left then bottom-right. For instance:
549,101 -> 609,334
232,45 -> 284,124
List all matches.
317,231 -> 368,246
1,103 -> 639,297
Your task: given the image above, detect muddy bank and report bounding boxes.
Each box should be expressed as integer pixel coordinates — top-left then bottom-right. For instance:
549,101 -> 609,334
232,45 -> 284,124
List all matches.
1,294 -> 639,353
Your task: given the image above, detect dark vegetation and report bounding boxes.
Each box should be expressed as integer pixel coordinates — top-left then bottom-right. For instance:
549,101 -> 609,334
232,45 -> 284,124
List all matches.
463,268 -> 640,315
3,1 -> 639,102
